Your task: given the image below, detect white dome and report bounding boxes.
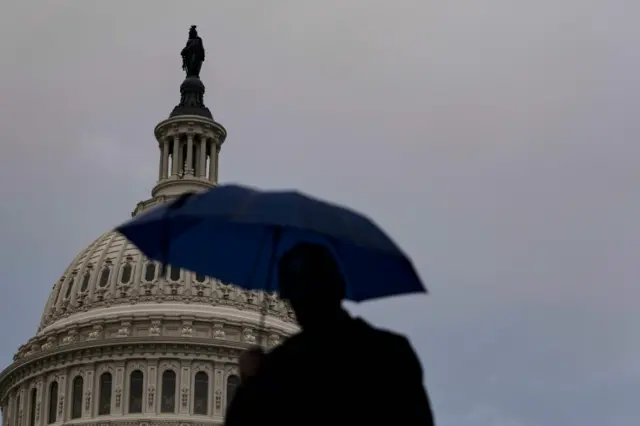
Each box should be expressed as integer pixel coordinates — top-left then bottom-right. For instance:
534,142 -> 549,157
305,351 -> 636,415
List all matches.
0,67 -> 298,426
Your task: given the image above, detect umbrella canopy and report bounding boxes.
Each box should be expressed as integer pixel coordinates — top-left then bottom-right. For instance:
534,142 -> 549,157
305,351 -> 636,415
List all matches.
116,184 -> 426,302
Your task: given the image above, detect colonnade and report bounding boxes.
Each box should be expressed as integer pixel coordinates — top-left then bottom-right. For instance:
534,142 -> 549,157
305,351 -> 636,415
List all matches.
158,134 -> 220,183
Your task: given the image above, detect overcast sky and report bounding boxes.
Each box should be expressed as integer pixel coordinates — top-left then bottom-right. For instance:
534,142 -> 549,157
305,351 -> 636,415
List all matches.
0,1 -> 638,425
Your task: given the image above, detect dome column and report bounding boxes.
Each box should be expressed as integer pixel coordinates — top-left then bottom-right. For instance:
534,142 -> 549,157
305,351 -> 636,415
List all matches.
209,142 -> 218,182
159,137 -> 170,180
179,363 -> 191,415
57,374 -> 67,424
113,364 -> 125,416
214,145 -> 221,182
212,365 -> 224,417
171,135 -> 180,177
199,137 -> 207,177
157,144 -> 164,181
4,396 -> 11,426
185,134 -> 194,176
146,363 -> 158,414
82,368 -> 94,420
16,388 -> 24,426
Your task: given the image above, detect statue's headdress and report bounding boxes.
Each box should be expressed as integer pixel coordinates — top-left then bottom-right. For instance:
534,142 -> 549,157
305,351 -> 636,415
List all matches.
189,25 -> 198,36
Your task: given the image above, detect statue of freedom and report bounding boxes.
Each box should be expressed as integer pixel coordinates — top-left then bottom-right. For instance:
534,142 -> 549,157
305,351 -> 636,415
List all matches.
181,25 -> 205,78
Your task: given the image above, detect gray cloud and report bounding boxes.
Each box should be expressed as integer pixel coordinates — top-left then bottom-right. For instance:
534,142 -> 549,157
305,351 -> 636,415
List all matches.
0,1 -> 638,424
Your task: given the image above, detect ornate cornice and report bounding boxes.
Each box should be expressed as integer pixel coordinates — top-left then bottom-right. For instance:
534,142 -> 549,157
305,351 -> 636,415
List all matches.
16,306 -> 294,372
153,117 -> 226,143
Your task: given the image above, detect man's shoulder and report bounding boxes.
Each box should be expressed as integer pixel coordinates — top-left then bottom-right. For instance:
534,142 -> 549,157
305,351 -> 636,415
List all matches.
355,318 -> 409,345
354,319 -> 418,363
264,318 -> 414,361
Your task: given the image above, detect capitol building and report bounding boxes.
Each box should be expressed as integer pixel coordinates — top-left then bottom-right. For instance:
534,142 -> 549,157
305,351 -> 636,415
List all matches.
0,32 -> 298,426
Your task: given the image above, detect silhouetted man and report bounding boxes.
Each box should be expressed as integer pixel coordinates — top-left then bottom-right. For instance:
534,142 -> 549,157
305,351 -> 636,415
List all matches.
225,243 -> 435,426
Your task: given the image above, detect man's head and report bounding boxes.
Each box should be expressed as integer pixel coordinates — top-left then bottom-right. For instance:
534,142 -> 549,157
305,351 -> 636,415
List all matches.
277,243 -> 346,330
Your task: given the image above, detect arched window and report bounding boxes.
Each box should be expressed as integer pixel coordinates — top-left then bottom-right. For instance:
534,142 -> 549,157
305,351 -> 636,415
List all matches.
64,275 -> 76,298
54,279 -> 65,305
128,371 -> 143,414
226,375 -> 240,408
169,267 -> 180,282
98,267 -> 110,288
71,376 -> 83,419
47,382 -> 58,424
193,372 -> 208,415
120,264 -> 132,284
80,272 -> 91,292
98,373 -> 112,416
194,273 -> 206,283
160,370 -> 176,413
29,388 -> 37,426
144,263 -> 156,282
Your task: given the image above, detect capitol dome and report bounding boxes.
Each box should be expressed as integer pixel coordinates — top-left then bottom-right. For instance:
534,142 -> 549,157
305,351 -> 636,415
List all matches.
0,34 -> 297,426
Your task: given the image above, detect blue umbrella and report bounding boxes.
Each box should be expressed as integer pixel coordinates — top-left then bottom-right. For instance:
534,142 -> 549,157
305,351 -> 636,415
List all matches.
116,184 -> 426,302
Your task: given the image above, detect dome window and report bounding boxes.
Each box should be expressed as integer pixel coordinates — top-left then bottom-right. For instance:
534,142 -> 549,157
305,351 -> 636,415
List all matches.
47,382 -> 58,424
144,263 -> 157,282
160,370 -> 177,413
80,272 -> 91,292
193,371 -> 209,415
64,274 -> 76,299
128,371 -> 144,414
71,376 -> 83,419
120,264 -> 133,284
98,372 -> 112,415
195,273 -> 206,283
226,375 -> 240,409
169,266 -> 181,282
98,267 -> 111,288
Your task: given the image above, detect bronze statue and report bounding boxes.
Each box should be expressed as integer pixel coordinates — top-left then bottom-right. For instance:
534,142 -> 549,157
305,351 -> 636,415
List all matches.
181,25 -> 205,78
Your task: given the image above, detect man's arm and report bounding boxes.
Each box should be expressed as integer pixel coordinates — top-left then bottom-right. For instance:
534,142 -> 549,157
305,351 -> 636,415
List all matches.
391,337 -> 436,425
